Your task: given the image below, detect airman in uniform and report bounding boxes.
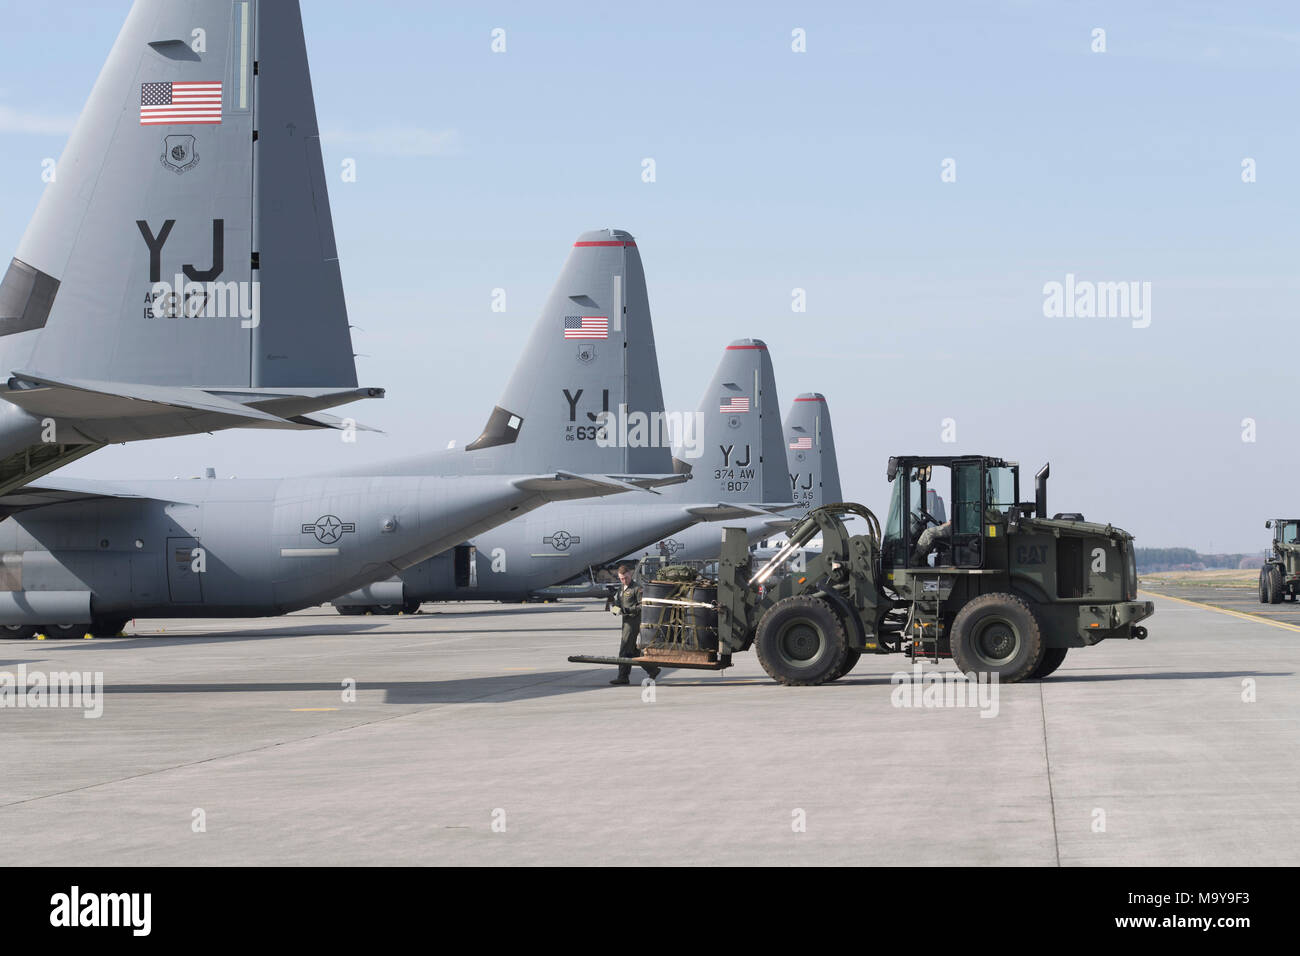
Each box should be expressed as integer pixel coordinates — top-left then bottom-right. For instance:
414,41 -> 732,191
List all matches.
610,562 -> 660,684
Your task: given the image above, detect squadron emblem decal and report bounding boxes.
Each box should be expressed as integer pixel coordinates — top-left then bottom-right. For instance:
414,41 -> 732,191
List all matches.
161,135 -> 200,174
302,515 -> 356,545
576,343 -> 597,364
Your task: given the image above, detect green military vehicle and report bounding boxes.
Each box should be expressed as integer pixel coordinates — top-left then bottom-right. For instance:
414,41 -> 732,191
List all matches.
1259,519 -> 1300,604
571,455 -> 1153,683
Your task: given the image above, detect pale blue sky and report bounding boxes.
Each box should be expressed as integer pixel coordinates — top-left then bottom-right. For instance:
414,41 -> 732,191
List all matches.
1,1 -> 1296,551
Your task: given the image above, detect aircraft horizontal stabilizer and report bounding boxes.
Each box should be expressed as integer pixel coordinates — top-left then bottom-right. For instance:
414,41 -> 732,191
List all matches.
3,373 -> 383,440
513,472 -> 681,501
279,411 -> 384,433
684,503 -> 770,521
611,473 -> 690,492
6,372 -> 292,423
209,387 -> 386,422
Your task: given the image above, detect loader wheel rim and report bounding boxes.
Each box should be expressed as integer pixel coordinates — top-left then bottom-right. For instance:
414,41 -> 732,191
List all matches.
778,619 -> 824,663
973,618 -> 1020,666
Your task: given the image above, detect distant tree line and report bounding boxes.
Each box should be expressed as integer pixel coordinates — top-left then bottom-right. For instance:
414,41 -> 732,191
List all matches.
1136,548 -> 1262,573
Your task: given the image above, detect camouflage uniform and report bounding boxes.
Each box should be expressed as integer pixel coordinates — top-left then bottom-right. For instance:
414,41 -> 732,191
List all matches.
914,521 -> 951,565
613,583 -> 659,681
914,510 -> 1003,565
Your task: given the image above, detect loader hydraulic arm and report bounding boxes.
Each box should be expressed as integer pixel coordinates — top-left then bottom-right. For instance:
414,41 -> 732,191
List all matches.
750,503 -> 880,587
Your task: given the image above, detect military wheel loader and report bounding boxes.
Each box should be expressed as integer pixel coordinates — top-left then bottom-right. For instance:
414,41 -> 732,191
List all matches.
570,455 -> 1153,684
1259,519 -> 1300,604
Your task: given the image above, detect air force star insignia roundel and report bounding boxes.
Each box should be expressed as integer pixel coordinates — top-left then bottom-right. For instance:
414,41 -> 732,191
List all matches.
301,515 -> 357,545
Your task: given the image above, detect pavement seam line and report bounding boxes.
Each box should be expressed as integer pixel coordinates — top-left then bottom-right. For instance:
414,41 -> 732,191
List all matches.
1038,680 -> 1061,867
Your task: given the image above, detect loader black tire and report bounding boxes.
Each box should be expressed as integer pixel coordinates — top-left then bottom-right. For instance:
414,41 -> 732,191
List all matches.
1259,566 -> 1270,603
754,595 -> 848,686
827,649 -> 862,682
1029,646 -> 1068,679
950,592 -> 1044,683
1267,566 -> 1285,605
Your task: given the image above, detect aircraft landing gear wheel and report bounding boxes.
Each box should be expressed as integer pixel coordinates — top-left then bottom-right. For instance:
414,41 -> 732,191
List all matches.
949,592 -> 1044,683
754,595 -> 848,686
336,606 -> 365,616
1,624 -> 37,640
1029,646 -> 1068,679
89,617 -> 129,638
402,598 -> 421,615
43,624 -> 85,639
1267,566 -> 1284,605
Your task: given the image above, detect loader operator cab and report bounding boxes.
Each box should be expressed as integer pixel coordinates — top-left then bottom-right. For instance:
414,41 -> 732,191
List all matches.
1267,519 -> 1300,546
882,456 -> 1019,570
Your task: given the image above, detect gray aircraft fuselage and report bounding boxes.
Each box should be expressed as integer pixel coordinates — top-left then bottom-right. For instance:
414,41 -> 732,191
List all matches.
0,474 -> 595,621
346,499 -> 714,605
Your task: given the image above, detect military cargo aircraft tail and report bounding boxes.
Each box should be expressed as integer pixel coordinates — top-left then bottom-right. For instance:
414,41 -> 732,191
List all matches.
784,392 -> 842,515
0,0 -> 380,495
369,229 -> 675,485
464,228 -> 670,477
661,338 -> 786,504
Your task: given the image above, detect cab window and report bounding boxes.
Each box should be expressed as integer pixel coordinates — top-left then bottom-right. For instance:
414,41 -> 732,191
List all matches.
987,467 -> 1016,515
953,464 -> 981,534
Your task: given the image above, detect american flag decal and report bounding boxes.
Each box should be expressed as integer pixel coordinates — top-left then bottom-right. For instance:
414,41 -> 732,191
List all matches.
789,436 -> 812,449
563,316 -> 608,340
719,397 -> 750,414
140,81 -> 223,125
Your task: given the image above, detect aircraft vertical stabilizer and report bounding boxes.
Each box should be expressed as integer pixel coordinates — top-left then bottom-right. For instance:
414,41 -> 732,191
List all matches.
0,0 -> 380,494
784,392 -> 842,514
373,229 -> 673,482
660,339 -> 787,505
